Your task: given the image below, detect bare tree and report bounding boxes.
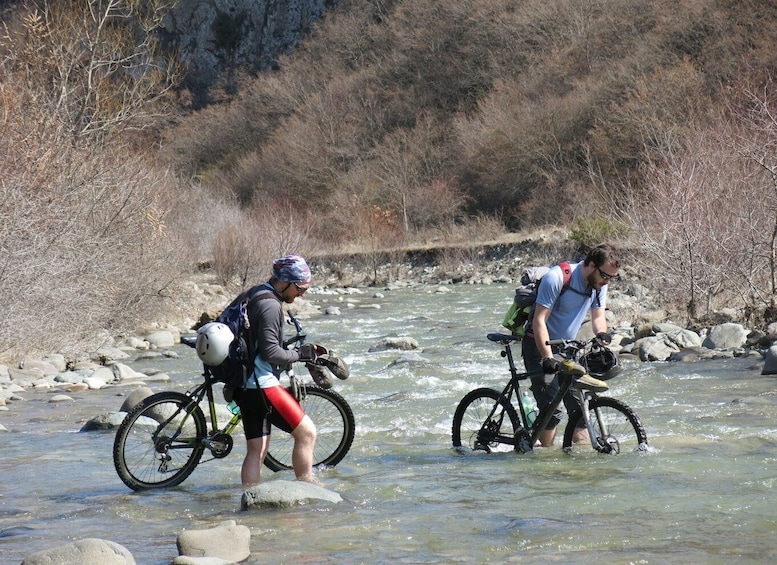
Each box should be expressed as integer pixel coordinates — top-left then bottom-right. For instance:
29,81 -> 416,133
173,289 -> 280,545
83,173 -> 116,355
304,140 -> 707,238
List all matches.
726,82 -> 777,320
210,199 -> 316,289
3,0 -> 178,138
613,84 -> 777,324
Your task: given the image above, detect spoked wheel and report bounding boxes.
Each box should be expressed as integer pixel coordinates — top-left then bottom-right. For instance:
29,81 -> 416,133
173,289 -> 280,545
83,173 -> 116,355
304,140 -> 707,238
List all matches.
113,391 -> 207,490
452,388 -> 520,453
562,396 -> 648,454
264,386 -> 355,472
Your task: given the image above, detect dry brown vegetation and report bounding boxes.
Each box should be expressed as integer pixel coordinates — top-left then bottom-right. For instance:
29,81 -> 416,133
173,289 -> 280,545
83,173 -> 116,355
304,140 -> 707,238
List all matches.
614,81 -> 777,326
3,0 -> 777,361
163,0 -> 777,323
1,0 -> 220,360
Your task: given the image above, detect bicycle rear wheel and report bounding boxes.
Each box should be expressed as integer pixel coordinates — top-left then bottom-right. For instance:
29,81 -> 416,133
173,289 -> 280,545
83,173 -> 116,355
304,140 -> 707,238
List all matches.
113,391 -> 207,490
452,387 -> 521,453
264,386 -> 355,472
562,396 -> 648,454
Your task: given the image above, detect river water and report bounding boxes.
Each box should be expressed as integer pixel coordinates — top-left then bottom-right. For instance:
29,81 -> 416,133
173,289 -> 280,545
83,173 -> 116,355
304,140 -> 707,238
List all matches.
2,284 -> 777,564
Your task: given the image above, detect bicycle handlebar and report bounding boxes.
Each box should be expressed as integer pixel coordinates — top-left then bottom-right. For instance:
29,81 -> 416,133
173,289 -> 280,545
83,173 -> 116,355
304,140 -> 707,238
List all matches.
546,338 -> 586,349
546,335 -> 610,349
181,335 -> 197,348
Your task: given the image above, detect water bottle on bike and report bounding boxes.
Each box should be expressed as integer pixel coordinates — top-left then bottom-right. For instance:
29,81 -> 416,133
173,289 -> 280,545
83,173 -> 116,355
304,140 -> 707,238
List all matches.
520,389 -> 537,427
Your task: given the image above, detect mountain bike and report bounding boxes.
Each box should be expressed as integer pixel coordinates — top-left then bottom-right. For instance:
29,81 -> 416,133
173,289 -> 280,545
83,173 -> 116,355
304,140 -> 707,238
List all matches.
113,312 -> 355,490
452,333 -> 648,455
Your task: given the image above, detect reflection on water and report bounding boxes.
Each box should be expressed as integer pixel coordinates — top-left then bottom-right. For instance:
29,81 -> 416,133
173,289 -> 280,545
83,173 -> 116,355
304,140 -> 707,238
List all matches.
2,285 -> 777,564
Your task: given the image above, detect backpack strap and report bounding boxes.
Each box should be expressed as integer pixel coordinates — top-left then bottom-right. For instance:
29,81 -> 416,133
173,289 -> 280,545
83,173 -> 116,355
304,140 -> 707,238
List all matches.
558,261 -> 572,297
559,261 -> 600,304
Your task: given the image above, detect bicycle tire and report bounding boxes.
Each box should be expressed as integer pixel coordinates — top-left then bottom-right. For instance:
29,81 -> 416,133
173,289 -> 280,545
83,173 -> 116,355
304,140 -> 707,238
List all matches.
264,386 -> 355,472
562,396 -> 648,454
113,391 -> 207,490
452,387 -> 521,453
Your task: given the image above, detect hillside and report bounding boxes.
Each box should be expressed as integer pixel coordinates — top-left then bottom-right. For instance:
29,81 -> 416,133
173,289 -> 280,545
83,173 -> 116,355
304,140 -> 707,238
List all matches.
164,0 -> 777,228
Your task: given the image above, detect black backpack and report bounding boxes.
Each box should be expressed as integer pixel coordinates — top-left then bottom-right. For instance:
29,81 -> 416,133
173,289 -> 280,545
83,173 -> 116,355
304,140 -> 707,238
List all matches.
205,285 -> 276,389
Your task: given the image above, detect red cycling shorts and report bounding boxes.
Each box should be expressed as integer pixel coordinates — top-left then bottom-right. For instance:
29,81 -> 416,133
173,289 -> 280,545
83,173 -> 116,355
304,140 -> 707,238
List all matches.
234,385 -> 305,440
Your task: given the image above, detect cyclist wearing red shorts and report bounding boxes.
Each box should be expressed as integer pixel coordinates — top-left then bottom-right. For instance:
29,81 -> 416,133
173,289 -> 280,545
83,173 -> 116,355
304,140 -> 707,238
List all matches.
232,254 -> 320,486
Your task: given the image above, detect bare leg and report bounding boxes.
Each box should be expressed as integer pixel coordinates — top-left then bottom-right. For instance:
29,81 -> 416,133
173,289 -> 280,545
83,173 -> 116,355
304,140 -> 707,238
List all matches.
242,436 -> 270,487
539,427 -> 557,447
291,415 -> 318,482
572,427 -> 590,444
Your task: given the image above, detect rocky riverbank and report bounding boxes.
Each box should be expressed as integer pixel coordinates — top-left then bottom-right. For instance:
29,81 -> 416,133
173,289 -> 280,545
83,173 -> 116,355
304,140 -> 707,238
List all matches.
6,238 -> 777,425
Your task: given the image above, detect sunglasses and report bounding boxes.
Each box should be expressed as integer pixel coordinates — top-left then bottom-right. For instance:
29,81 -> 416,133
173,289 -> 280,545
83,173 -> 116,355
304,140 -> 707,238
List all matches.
596,266 -> 620,282
294,282 -> 309,294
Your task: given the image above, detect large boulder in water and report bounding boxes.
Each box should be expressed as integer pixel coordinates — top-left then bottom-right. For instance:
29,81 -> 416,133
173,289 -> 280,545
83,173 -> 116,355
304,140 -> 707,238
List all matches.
22,538 -> 134,565
241,480 -> 342,509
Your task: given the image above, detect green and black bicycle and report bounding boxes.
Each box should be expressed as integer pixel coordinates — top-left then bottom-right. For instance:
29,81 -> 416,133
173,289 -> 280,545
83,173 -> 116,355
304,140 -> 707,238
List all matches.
113,313 -> 355,490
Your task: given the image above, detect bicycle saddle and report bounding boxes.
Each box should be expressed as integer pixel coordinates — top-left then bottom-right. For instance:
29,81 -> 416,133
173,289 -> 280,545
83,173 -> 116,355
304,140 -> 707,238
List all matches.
487,332 -> 520,343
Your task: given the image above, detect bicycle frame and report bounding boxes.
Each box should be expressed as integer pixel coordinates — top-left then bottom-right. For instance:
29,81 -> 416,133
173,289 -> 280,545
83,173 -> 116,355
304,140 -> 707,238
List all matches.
180,365 -> 311,459
199,378 -> 242,456
485,333 -> 609,453
177,310 -> 324,460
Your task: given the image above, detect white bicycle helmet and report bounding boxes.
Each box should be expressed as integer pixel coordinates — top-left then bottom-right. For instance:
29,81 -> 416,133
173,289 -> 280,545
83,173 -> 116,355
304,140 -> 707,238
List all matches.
195,322 -> 234,365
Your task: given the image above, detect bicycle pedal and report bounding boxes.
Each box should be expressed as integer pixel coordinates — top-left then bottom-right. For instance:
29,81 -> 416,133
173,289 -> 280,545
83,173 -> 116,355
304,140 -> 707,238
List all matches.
575,374 -> 608,392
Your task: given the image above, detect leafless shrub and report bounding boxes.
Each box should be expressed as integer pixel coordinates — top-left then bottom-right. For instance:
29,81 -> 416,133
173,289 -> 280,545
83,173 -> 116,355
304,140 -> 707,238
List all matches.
613,82 -> 777,324
724,81 -> 777,322
368,116 -> 464,231
0,77 -> 190,360
433,213 -> 507,245
321,197 -> 406,285
208,199 -> 316,289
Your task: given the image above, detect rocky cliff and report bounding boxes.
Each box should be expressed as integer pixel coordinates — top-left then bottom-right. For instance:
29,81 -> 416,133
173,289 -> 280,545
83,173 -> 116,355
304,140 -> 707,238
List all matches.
162,0 -> 339,103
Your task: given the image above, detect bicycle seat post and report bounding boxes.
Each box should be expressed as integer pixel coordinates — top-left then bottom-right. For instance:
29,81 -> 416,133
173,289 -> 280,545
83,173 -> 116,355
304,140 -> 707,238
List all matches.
503,342 -> 521,381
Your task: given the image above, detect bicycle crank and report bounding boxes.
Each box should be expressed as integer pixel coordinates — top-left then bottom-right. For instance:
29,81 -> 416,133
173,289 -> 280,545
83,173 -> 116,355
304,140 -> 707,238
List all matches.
203,433 -> 233,458
513,429 -> 533,454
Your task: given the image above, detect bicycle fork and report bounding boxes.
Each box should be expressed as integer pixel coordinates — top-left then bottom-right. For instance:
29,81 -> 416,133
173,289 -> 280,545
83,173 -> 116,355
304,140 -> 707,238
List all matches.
575,390 -> 615,453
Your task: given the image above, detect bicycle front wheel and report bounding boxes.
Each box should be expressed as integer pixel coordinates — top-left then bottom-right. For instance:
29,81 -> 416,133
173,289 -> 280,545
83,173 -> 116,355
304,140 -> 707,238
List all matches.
452,388 -> 520,453
562,396 -> 648,454
113,391 -> 207,490
264,386 -> 355,472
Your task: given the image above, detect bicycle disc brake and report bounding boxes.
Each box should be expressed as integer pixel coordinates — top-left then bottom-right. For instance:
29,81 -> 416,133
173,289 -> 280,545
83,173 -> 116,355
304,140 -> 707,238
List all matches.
473,418 -> 504,452
204,433 -> 234,458
596,435 -> 619,454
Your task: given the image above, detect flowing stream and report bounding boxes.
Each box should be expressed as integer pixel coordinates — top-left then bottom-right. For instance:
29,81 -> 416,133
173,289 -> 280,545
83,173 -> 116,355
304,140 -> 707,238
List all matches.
2,284 -> 777,564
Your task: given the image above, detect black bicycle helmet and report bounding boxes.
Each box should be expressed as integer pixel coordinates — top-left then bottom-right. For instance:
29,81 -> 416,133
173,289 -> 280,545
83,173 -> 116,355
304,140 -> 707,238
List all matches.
582,347 -> 623,381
